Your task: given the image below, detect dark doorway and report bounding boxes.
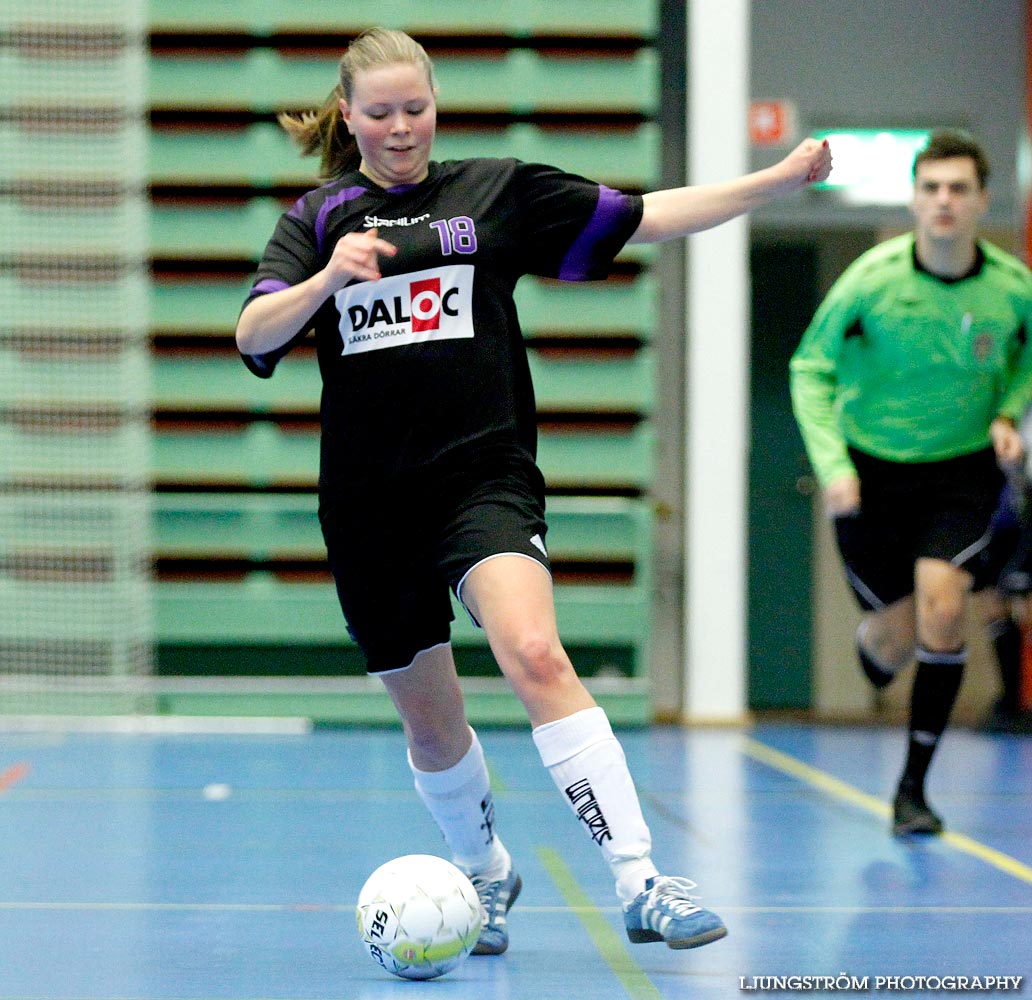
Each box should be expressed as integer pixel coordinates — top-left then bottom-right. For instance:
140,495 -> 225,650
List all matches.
748,240 -> 820,709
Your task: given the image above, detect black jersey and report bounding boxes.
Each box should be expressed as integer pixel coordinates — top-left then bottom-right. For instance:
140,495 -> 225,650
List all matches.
240,158 -> 643,497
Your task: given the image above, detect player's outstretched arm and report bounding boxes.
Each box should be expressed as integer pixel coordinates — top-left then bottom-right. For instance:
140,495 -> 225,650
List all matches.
628,138 -> 831,244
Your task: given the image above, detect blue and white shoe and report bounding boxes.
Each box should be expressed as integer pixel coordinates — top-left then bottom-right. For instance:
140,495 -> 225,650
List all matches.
469,868 -> 522,955
623,876 -> 727,949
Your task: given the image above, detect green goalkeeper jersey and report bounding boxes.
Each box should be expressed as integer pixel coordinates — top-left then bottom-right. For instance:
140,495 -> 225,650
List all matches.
790,233 -> 1032,486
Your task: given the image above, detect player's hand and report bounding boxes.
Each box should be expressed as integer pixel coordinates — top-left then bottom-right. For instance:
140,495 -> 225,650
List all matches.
779,138 -> 833,190
990,417 -> 1024,468
326,227 -> 397,287
823,474 -> 860,518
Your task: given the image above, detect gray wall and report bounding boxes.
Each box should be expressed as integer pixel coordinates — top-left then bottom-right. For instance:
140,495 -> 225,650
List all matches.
748,0 -> 1026,233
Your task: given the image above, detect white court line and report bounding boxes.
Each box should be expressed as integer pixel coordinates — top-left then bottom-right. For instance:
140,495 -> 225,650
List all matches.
1,901 -> 1030,914
0,715 -> 312,735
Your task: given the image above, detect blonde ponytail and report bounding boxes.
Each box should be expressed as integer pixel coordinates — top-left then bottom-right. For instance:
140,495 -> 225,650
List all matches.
277,85 -> 359,180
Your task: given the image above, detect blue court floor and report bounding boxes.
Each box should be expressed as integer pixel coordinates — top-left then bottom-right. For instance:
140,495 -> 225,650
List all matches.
1,721 -> 1029,999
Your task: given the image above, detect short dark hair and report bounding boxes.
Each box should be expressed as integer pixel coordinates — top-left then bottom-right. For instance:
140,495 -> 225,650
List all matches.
913,129 -> 990,188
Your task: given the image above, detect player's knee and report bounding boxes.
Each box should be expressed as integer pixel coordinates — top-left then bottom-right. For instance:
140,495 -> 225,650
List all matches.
508,633 -> 572,689
918,588 -> 965,639
919,612 -> 965,651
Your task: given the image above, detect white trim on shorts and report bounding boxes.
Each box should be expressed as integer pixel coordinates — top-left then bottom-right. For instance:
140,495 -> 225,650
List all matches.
951,523 -> 994,571
455,551 -> 553,627
844,564 -> 887,611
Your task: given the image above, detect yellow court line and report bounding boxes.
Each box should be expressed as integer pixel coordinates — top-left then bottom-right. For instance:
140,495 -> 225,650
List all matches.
485,757 -> 507,795
537,846 -> 665,1000
742,736 -> 1032,885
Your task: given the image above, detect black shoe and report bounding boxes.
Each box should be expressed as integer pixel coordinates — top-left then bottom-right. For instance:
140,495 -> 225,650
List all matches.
892,783 -> 944,836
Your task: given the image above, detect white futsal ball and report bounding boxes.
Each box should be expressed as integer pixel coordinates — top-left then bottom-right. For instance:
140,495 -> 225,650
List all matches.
356,854 -> 483,980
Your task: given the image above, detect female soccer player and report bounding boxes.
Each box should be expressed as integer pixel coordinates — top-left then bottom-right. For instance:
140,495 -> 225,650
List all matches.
236,27 -> 832,955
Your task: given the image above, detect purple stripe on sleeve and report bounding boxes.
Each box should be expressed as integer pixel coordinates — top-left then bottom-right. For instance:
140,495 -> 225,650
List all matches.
246,278 -> 290,300
315,185 -> 368,254
558,185 -> 634,282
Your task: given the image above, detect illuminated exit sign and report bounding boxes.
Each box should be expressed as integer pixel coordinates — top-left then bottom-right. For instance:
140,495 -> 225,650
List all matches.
811,128 -> 935,205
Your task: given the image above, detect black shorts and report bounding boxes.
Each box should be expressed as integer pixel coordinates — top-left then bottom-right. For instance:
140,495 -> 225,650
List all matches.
319,452 -> 551,673
833,447 -> 1002,611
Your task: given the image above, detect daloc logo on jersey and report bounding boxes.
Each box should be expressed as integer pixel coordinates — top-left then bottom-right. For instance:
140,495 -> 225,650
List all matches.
410,276 -> 449,332
334,265 -> 474,356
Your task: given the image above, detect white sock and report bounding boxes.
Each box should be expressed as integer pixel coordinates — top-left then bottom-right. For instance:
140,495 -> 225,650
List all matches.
408,728 -> 511,879
532,706 -> 658,903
